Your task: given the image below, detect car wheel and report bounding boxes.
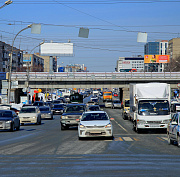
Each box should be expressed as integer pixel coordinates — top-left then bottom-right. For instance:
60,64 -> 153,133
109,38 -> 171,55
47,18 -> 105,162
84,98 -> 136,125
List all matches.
10,123 -> 14,132
61,123 -> 66,130
177,135 -> 180,147
167,133 -> 173,145
16,122 -> 20,131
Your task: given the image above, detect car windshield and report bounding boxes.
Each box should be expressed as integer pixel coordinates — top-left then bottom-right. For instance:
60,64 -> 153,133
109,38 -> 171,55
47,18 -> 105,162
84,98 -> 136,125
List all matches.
53,100 -> 62,103
88,106 -> 100,111
40,107 -> 50,111
0,111 -> 12,117
104,93 -> 111,96
20,108 -> 36,113
114,100 -> 120,103
125,100 -> 130,107
53,105 -> 63,108
65,105 -> 85,113
81,113 -> 108,121
33,102 -> 43,106
138,100 -> 170,116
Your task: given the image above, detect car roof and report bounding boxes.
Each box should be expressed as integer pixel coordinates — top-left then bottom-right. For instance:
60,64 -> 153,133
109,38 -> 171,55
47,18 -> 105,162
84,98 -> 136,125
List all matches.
67,104 -> 85,106
39,106 -> 50,108
0,109 -> 13,112
84,111 -> 105,114
22,106 -> 37,108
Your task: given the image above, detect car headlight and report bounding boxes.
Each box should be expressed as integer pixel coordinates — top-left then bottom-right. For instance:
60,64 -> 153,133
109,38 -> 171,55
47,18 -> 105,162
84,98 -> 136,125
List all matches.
32,116 -> 37,119
48,113 -> 51,114
105,123 -> 112,128
61,116 -> 68,119
79,123 -> 85,128
163,119 -> 171,124
6,120 -> 12,123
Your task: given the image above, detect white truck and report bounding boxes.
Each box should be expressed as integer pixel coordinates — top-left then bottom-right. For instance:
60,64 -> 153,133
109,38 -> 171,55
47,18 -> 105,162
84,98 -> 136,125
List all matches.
129,83 -> 171,133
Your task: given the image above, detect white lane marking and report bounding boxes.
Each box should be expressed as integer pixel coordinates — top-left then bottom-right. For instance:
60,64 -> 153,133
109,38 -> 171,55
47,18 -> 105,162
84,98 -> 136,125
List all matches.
113,119 -> 129,133
122,137 -> 133,141
161,137 -> 168,141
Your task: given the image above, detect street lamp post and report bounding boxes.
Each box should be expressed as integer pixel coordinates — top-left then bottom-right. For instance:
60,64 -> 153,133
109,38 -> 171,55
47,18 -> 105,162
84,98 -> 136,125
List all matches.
7,23 -> 41,104
0,0 -> 13,9
27,41 -> 44,104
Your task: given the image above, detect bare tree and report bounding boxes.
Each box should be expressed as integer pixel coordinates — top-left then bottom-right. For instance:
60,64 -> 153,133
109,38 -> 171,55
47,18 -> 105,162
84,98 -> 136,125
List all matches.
164,55 -> 180,72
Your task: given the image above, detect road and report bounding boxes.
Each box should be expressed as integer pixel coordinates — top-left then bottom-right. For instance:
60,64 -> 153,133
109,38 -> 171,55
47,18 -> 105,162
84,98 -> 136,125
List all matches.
1,107 -> 180,176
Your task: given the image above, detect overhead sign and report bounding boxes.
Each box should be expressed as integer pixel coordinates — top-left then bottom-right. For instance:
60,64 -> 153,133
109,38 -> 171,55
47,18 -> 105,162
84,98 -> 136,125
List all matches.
144,55 -> 170,63
40,43 -> 73,56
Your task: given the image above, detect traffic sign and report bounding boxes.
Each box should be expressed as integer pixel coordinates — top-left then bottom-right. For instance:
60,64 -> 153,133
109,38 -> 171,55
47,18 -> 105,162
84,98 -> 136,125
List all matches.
177,83 -> 180,87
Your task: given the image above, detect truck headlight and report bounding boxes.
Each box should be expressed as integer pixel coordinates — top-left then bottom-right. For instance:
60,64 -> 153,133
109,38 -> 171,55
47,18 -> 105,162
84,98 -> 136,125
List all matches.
79,124 -> 85,128
137,119 -> 146,124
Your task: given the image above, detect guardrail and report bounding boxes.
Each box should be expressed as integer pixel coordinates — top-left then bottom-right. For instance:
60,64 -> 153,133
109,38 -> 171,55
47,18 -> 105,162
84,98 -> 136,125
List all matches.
11,72 -> 180,81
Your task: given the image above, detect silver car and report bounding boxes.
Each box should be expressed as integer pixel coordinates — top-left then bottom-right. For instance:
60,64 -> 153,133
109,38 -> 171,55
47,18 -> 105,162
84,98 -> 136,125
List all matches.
78,111 -> 113,140
112,100 -> 122,109
39,106 -> 53,119
19,106 -> 41,125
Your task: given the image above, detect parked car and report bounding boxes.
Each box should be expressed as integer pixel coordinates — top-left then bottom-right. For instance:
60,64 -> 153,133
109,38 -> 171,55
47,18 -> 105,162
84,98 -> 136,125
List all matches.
33,101 -> 44,107
18,106 -> 41,125
167,112 -> 180,147
0,109 -> 20,131
60,103 -> 86,130
52,104 -> 65,115
113,93 -> 118,97
39,106 -> 53,119
78,111 -> 113,140
105,100 -> 113,108
112,100 -> 121,109
57,97 -> 66,103
87,105 -> 101,111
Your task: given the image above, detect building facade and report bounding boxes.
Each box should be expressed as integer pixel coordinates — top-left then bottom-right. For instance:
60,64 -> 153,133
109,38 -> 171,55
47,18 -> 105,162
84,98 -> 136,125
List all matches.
23,54 -> 44,72
144,40 -> 168,72
0,41 -> 23,72
168,38 -> 180,61
116,57 -> 144,72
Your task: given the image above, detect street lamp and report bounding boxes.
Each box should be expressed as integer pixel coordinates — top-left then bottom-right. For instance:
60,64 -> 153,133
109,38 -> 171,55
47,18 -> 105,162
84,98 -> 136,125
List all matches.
27,41 -> 45,104
0,0 -> 13,9
7,23 -> 41,104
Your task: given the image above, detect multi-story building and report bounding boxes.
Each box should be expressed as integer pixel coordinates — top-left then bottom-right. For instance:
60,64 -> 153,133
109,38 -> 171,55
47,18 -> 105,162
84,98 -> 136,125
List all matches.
144,40 -> 168,72
168,38 -> 180,61
35,55 -> 57,72
22,54 -> 44,72
0,41 -> 23,72
116,56 -> 144,72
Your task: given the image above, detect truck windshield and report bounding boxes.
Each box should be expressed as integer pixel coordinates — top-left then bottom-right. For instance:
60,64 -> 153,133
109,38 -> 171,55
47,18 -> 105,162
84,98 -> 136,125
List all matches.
138,100 -> 170,116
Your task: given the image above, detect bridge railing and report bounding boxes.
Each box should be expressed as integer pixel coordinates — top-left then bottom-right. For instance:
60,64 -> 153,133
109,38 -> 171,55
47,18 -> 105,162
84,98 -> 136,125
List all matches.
11,72 -> 180,80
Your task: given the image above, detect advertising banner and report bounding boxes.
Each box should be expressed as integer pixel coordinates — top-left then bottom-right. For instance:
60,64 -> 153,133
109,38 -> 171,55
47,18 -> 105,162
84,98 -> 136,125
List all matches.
144,55 -> 170,63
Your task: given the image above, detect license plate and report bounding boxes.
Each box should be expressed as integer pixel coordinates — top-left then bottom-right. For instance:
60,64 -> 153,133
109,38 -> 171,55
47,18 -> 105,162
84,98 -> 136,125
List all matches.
90,130 -> 101,133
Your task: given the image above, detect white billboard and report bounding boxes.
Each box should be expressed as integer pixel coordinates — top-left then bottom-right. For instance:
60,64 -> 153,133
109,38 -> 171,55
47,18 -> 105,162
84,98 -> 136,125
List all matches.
40,43 -> 73,56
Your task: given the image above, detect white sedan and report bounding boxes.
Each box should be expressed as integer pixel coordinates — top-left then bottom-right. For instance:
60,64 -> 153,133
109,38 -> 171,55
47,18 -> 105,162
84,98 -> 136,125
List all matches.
19,106 -> 41,125
78,111 -> 113,140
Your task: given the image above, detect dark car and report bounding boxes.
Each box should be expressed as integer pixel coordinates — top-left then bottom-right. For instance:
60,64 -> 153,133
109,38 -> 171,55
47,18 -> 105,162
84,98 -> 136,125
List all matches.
33,101 -> 44,107
52,100 -> 63,104
60,104 -> 86,130
0,110 -> 20,131
87,105 -> 101,111
57,97 -> 66,103
52,104 -> 65,115
39,106 -> 53,119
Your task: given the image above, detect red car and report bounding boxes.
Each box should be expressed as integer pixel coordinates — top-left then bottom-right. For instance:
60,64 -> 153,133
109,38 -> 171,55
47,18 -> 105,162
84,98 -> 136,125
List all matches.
114,93 -> 118,97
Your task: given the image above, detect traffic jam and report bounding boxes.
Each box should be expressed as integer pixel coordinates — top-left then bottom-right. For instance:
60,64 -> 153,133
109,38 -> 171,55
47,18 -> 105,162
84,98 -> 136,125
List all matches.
0,85 -> 180,148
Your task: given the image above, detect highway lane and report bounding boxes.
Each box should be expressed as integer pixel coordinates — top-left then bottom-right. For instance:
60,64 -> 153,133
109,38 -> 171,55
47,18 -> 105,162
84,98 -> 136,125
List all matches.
1,108 -> 180,176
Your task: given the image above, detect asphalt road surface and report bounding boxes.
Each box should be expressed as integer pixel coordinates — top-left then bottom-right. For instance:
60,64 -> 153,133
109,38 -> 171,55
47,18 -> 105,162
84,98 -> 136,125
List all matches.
1,107 -> 180,176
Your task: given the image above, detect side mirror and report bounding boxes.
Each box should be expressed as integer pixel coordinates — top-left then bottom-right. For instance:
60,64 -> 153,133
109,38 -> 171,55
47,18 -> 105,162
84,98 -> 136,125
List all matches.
132,106 -> 136,112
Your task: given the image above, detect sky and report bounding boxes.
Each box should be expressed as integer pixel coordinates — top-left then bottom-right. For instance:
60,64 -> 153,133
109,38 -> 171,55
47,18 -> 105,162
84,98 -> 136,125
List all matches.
0,0 -> 180,72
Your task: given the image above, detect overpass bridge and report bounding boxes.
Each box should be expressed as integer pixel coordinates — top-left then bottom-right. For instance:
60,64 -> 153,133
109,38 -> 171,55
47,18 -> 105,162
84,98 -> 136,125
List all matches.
11,72 -> 180,89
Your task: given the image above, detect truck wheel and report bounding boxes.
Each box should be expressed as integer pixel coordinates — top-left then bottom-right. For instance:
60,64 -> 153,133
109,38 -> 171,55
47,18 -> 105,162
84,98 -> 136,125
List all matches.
167,133 -> 173,145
